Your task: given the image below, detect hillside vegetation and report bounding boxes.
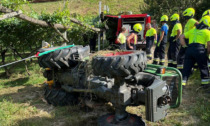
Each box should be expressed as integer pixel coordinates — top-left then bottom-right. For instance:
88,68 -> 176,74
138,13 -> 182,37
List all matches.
23,0 -> 145,16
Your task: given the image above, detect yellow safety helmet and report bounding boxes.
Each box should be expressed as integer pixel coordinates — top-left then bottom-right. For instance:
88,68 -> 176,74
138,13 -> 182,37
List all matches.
202,9 -> 210,17
183,8 -> 195,17
200,16 -> 210,27
170,13 -> 180,21
133,23 -> 142,32
160,15 -> 168,22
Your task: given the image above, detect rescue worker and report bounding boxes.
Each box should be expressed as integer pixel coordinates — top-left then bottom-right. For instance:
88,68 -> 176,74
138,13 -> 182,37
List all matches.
177,8 -> 198,73
127,23 -> 142,50
145,23 -> 157,60
201,10 -> 210,74
202,9 -> 210,18
201,10 -> 210,72
180,16 -> 210,88
153,15 -> 169,65
167,13 -> 182,67
116,27 -> 127,50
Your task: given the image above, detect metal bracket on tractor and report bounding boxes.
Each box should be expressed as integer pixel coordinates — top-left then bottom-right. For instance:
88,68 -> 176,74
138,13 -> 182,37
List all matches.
38,45 -> 182,126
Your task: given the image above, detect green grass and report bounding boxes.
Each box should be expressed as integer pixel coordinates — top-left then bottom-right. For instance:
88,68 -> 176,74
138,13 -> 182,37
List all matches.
22,0 -> 145,16
0,61 -> 45,88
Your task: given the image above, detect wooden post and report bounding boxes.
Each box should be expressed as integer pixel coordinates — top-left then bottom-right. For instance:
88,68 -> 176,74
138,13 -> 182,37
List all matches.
63,31 -> 67,46
99,1 -> 101,23
98,1 -> 102,50
103,31 -> 106,48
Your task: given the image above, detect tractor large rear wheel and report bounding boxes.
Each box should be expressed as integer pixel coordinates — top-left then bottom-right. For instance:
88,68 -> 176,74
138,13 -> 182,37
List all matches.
38,45 -> 90,69
92,51 -> 147,77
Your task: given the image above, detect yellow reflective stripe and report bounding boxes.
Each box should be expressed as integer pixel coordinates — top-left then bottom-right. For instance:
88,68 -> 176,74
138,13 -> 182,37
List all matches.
208,63 -> 210,67
147,54 -> 152,56
172,61 -> 177,64
182,82 -> 186,86
201,81 -> 210,84
160,59 -> 165,62
177,65 -> 183,69
201,79 -> 210,84
168,60 -> 173,63
154,58 -> 159,61
182,80 -> 187,86
202,82 -> 209,84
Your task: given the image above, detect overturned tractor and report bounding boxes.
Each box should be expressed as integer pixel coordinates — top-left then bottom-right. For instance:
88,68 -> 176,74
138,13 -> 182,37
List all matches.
38,45 -> 182,126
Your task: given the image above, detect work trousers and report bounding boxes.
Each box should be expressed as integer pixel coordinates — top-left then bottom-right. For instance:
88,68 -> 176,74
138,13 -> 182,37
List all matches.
177,39 -> 189,73
153,35 -> 167,65
168,37 -> 180,67
119,43 -> 126,50
182,43 -> 209,86
146,36 -> 154,60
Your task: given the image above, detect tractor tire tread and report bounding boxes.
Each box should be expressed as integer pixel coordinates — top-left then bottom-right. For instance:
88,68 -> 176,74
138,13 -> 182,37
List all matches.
92,51 -> 147,77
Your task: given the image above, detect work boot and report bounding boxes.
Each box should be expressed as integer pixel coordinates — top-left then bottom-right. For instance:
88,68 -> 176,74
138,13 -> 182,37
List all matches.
159,62 -> 164,66
201,84 -> 210,89
147,57 -> 152,60
152,61 -> 158,65
168,63 -> 173,67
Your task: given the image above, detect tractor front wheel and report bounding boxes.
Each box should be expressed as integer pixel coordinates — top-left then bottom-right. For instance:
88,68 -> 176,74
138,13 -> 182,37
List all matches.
44,84 -> 78,106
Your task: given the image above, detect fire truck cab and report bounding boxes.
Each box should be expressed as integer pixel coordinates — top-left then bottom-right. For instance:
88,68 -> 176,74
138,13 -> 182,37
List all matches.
103,13 -> 151,49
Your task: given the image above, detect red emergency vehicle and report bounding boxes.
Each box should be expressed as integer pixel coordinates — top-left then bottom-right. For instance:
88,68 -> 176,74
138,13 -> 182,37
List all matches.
103,13 -> 151,49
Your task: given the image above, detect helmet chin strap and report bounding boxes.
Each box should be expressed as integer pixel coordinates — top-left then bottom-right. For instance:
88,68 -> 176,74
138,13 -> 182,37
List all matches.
184,16 -> 192,20
171,20 -> 179,26
196,22 -> 209,30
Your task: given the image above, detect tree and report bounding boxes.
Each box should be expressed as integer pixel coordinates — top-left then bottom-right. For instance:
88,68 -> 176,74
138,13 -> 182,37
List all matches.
142,0 -> 208,22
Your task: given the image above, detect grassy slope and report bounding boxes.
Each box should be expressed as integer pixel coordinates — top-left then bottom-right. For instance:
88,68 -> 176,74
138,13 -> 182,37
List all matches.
0,1 -> 209,126
22,0 -> 145,16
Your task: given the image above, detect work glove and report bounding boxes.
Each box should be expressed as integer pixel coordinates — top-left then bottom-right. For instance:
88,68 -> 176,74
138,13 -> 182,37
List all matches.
173,39 -> 177,42
154,40 -> 157,44
157,42 -> 161,47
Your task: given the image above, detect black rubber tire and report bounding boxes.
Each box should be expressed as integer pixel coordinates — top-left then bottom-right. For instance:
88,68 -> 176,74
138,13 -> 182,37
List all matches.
44,84 -> 78,106
38,45 -> 90,69
43,70 -> 53,80
92,51 -> 147,77
97,113 -> 145,126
